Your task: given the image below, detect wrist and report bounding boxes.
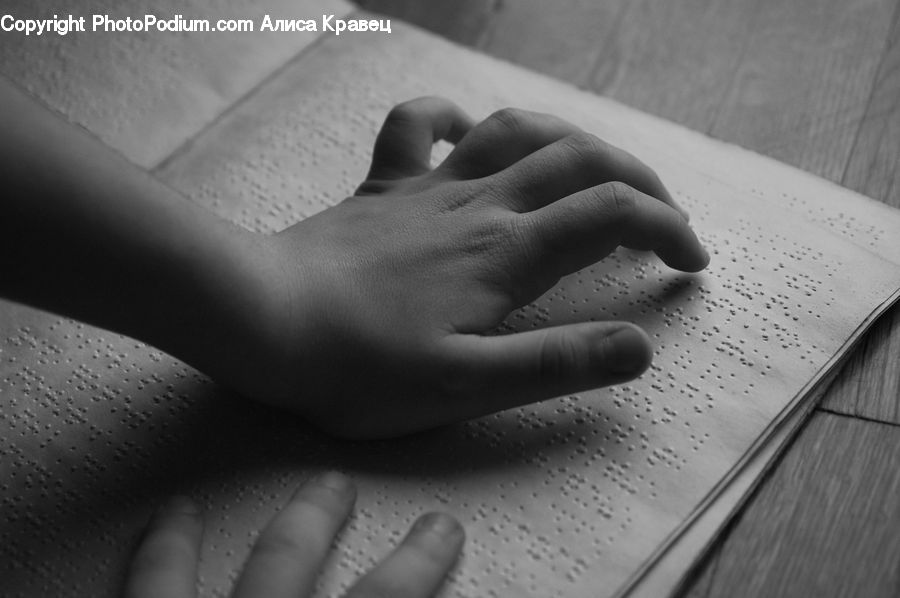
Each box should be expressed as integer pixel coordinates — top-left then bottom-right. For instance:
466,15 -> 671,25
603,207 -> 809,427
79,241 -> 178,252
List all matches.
156,221 -> 291,398
115,198 -> 287,400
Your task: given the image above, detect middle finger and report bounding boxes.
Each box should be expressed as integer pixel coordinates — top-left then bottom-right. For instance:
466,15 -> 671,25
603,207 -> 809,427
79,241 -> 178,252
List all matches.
489,132 -> 686,217
231,472 -> 356,598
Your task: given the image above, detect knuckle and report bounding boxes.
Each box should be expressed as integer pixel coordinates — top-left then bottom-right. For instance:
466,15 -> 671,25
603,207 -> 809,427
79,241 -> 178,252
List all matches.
507,214 -> 565,300
385,100 -> 421,125
521,211 -> 565,257
462,178 -> 504,208
414,94 -> 445,106
461,211 -> 525,257
560,132 -> 610,163
355,179 -> 394,196
489,215 -> 539,277
602,181 -> 638,217
503,213 -> 534,253
512,215 -> 553,272
487,107 -> 529,135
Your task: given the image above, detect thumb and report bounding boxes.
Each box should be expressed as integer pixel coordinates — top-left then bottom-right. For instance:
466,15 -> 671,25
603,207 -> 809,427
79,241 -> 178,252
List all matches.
443,322 -> 652,418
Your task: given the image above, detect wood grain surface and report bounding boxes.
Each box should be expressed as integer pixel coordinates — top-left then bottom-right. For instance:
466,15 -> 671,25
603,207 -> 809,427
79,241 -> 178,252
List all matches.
356,0 -> 900,596
687,412 -> 900,597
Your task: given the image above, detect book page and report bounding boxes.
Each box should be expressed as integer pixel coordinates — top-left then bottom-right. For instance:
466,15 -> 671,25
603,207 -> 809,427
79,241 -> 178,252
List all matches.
2,18 -> 899,598
0,0 -> 351,168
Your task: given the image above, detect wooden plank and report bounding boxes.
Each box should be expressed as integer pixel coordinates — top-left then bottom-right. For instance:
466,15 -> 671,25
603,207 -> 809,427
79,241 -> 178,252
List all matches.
680,412 -> 900,597
584,0 -> 764,133
708,0 -> 895,181
842,2 -> 900,208
477,0 -> 628,87
818,4 -> 900,423
820,308 -> 900,423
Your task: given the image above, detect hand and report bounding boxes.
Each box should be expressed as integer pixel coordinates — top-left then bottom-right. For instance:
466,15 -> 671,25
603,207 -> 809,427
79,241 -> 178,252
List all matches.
123,472 -> 464,598
225,97 -> 709,438
0,84 -> 705,439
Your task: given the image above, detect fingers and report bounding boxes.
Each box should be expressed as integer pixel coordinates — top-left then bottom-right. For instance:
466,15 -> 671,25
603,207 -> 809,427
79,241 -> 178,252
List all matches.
124,496 -> 203,598
368,97 -> 475,180
524,182 -> 708,274
491,132 -> 687,218
437,109 -> 688,219
232,472 -> 356,598
345,513 -> 464,598
438,107 -> 581,179
442,322 -> 652,417
123,479 -> 459,598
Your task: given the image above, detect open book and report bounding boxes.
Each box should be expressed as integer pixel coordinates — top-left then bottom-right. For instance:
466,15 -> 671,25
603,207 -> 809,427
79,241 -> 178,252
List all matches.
2,15 -> 899,598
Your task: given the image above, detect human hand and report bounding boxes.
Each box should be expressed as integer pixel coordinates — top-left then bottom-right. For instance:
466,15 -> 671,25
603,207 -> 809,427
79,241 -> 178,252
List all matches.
124,472 -> 464,598
0,82 -> 703,437
222,98 -> 708,438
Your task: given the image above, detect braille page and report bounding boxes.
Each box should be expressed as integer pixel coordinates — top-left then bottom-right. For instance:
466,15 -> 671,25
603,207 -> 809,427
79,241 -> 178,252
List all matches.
629,364 -> 829,597
3,19 -> 900,598
0,0 -> 351,168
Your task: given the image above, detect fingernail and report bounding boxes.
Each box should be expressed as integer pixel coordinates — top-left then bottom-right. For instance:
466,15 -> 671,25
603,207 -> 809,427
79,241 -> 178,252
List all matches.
315,471 -> 352,494
415,512 -> 460,537
606,327 -> 652,375
161,495 -> 199,516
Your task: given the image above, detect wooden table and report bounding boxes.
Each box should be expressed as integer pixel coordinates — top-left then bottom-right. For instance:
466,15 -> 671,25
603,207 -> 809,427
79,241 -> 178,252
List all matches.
355,0 -> 900,595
